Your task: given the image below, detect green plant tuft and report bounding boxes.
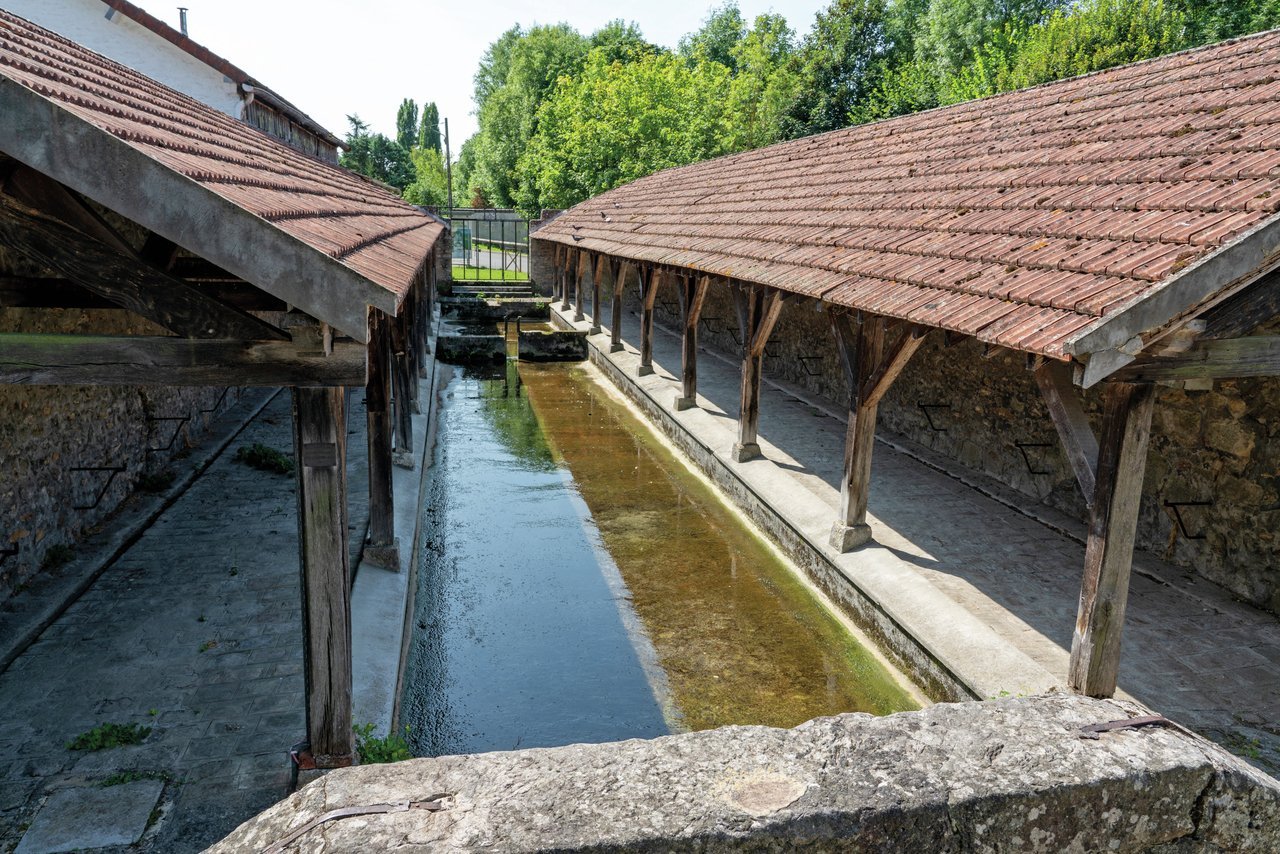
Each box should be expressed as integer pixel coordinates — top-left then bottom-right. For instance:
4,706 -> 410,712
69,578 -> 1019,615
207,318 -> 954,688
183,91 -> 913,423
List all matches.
67,722 -> 151,751
234,443 -> 294,475
41,544 -> 74,571
136,470 -> 176,493
100,769 -> 169,787
354,722 -> 412,764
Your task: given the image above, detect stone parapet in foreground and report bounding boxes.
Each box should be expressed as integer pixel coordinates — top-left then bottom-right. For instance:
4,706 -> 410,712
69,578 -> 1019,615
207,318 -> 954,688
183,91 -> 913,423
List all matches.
212,695 -> 1280,852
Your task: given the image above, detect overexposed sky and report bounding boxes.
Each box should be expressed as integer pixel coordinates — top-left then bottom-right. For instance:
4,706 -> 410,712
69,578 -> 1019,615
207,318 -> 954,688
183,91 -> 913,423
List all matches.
126,0 -> 829,148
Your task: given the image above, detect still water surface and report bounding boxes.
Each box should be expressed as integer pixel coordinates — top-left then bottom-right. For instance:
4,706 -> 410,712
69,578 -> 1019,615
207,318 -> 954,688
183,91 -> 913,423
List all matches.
399,355 -> 918,757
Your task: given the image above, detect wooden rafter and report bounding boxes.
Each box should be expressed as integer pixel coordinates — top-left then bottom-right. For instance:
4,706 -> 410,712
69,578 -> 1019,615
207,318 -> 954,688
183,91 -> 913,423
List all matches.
0,192 -> 286,341
1110,336 -> 1280,382
1034,360 -> 1100,504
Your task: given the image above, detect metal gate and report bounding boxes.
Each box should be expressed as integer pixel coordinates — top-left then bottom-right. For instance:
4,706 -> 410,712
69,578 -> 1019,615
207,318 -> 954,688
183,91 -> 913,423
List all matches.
449,208 -> 530,282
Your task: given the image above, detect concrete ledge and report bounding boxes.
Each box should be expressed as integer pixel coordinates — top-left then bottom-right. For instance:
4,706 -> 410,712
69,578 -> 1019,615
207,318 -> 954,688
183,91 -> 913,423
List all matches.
211,695 -> 1280,852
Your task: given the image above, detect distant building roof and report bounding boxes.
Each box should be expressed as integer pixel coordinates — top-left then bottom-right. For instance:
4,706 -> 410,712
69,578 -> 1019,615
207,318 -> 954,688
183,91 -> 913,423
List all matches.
536,30 -> 1280,360
0,8 -> 441,337
98,0 -> 342,148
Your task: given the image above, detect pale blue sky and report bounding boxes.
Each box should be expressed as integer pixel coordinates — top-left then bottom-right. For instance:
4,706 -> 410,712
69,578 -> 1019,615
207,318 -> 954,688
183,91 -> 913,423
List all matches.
128,0 -> 830,148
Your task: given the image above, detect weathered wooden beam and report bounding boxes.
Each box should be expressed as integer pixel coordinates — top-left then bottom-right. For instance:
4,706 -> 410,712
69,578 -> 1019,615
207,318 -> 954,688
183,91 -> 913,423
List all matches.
589,252 -> 604,335
364,310 -> 398,570
0,76 -> 395,338
0,276 -> 285,311
675,275 -> 711,411
574,251 -> 588,323
1068,382 -> 1156,698
561,249 -> 575,312
733,286 -> 785,462
1199,270 -> 1280,339
1109,336 -> 1280,382
860,324 -> 926,408
610,259 -> 627,353
638,267 -> 660,377
1034,360 -> 1099,504
389,309 -> 415,466
0,192 -> 287,341
829,312 -> 886,552
0,333 -> 366,386
292,386 -> 354,767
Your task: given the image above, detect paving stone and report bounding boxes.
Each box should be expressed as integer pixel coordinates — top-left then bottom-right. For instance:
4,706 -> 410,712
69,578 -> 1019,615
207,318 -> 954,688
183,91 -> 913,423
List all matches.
14,780 -> 163,854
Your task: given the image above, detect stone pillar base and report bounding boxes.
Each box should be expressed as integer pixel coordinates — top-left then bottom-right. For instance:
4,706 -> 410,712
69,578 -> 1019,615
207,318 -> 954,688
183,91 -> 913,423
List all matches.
673,396 -> 696,411
590,324 -> 602,335
829,521 -> 872,552
392,450 -> 416,470
732,442 -> 761,463
363,540 -> 401,571
637,365 -> 654,377
609,342 -> 625,353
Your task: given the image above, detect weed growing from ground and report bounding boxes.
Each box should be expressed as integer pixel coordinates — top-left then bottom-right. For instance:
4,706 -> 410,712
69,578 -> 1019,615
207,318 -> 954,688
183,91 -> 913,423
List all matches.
40,544 -> 74,571
198,640 -> 218,653
234,443 -> 294,475
136,470 -> 176,493
354,723 -> 412,764
100,769 -> 169,787
67,722 -> 151,751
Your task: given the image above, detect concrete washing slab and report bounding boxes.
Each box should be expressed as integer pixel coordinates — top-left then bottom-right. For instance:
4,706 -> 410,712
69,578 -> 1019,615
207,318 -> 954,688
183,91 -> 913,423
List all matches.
15,780 -> 163,854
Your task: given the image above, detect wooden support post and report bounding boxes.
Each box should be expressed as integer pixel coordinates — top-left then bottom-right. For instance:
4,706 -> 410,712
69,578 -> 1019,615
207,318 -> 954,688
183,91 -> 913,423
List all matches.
551,244 -> 563,301
390,310 -> 415,468
732,285 -> 784,462
638,267 -> 661,377
1068,381 -> 1156,698
828,315 -> 927,551
590,253 -> 603,335
674,274 -> 710,410
574,252 -> 587,323
292,386 -> 354,767
1034,360 -> 1099,505
364,310 -> 398,570
610,259 -> 627,353
561,249 -> 574,312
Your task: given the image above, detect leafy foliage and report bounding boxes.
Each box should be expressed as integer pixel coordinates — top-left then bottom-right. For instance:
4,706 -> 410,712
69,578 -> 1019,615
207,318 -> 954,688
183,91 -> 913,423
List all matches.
234,443 -> 294,475
340,115 -> 414,191
354,722 -> 413,764
67,722 -> 151,751
418,101 -> 442,153
395,98 -> 419,150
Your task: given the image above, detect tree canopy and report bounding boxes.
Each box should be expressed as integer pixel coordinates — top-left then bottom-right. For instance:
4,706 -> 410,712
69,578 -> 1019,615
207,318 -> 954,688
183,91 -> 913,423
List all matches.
349,0 -> 1280,217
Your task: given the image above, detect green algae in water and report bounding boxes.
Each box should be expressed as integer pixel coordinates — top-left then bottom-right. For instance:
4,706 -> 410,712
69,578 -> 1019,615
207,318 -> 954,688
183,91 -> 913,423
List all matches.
519,363 -> 920,730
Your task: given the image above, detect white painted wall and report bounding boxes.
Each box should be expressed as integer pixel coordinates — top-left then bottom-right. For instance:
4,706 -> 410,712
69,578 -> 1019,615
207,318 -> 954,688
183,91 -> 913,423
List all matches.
6,0 -> 243,116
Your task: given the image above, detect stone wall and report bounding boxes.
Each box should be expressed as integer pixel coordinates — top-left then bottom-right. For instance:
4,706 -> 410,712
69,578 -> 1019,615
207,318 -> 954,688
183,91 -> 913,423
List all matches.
527,212 -> 564,297
640,276 -> 1280,614
211,694 -> 1280,852
0,306 -> 241,602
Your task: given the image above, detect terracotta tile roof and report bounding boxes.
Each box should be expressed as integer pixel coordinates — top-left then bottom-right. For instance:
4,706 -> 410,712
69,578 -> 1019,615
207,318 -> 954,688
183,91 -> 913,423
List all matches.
0,9 -> 440,309
536,30 -> 1280,359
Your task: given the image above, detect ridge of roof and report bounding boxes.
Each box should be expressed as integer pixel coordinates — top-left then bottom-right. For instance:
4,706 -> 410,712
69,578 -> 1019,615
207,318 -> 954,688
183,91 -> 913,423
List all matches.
99,0 -> 342,148
536,27 -> 1280,362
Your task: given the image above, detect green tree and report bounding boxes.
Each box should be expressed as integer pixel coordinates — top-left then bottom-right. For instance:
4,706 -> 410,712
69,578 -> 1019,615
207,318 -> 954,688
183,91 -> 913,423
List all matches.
403,146 -> 449,207
395,98 -> 419,151
915,0 -> 1066,80
783,0 -> 892,137
341,114 -> 414,190
1172,0 -> 1280,43
725,13 -> 802,149
590,19 -> 661,63
519,48 -> 733,211
679,2 -> 747,69
471,24 -> 590,208
418,102 -> 442,153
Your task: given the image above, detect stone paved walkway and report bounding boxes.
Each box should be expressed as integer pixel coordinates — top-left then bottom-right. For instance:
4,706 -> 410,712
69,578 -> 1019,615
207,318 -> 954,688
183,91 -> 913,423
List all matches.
0,390 -> 370,853
590,303 -> 1280,777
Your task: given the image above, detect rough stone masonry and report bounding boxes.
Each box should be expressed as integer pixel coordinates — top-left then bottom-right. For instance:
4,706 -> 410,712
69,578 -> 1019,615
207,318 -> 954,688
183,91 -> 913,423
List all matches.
212,695 -> 1280,852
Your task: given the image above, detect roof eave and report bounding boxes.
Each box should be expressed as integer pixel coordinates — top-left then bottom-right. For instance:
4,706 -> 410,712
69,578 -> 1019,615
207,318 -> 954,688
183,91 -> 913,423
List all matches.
0,76 -> 402,342
1064,212 -> 1280,375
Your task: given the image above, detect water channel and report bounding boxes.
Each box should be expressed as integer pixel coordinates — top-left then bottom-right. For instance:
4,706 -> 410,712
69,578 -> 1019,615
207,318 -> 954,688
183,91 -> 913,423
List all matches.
400,332 -> 921,757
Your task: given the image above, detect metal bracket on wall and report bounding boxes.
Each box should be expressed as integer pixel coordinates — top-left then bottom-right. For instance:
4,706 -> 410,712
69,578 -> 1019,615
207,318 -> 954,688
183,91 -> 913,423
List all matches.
70,465 -> 127,511
0,541 -> 17,567
1014,441 -> 1054,476
917,402 -> 951,431
798,355 -> 826,376
657,298 -> 678,314
199,387 -> 230,416
763,340 -> 781,358
726,327 -> 743,346
1163,500 -> 1211,540
698,316 -> 726,334
145,416 -> 190,455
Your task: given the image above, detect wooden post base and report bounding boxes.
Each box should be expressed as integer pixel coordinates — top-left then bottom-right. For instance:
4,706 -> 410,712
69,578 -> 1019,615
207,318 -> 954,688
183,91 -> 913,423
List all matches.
392,450 -> 416,469
829,521 -> 872,552
590,322 -> 602,335
363,540 -> 401,571
610,342 -> 625,353
732,442 -> 761,462
673,396 -> 696,411
637,364 -> 654,377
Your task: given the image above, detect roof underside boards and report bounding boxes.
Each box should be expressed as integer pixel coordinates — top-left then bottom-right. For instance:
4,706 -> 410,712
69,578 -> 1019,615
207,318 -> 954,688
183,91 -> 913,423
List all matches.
535,29 -> 1280,360
0,11 -> 442,337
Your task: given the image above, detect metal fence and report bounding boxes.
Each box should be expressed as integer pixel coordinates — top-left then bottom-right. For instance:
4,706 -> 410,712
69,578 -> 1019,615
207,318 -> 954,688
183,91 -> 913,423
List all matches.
448,208 -> 530,282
